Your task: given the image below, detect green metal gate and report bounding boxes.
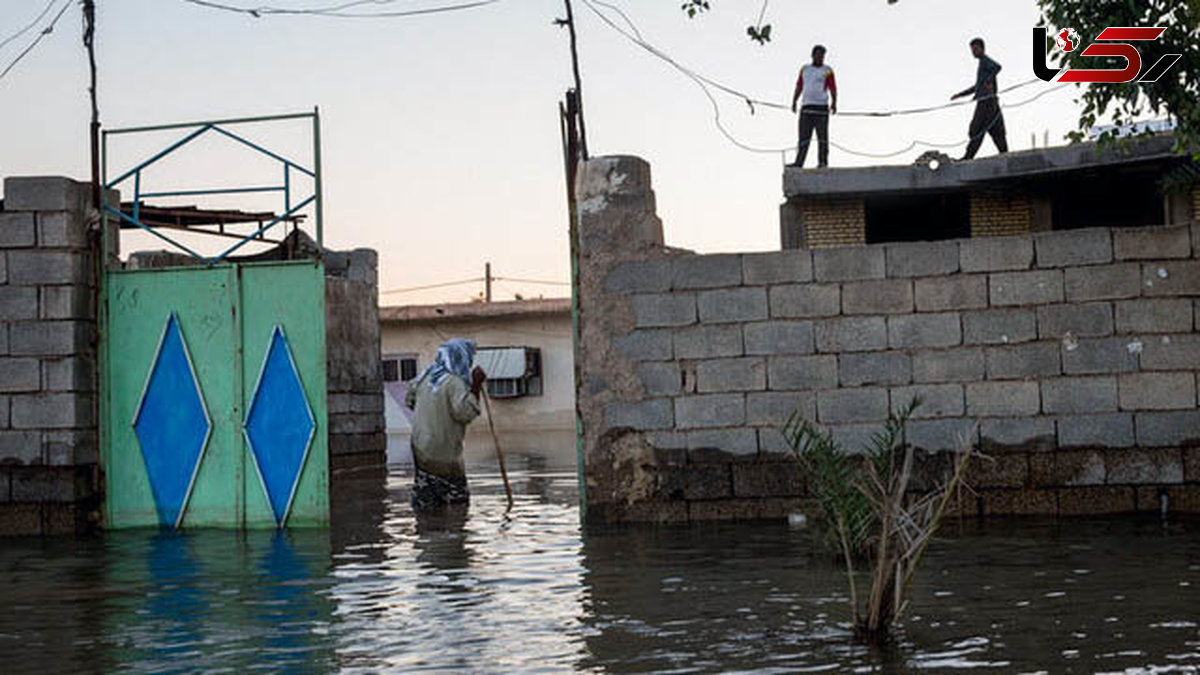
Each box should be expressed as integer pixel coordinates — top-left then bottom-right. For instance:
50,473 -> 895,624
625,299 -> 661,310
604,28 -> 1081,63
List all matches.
99,112 -> 329,529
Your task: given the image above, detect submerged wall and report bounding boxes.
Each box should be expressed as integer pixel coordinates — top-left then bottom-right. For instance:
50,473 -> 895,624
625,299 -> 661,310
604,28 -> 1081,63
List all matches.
577,155 -> 1200,524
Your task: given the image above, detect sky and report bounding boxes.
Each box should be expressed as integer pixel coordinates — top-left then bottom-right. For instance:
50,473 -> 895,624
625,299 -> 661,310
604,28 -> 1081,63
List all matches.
0,0 -> 1091,304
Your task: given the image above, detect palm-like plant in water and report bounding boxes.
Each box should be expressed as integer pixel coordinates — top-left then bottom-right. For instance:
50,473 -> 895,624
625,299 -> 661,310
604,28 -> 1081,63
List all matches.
781,398 -> 975,640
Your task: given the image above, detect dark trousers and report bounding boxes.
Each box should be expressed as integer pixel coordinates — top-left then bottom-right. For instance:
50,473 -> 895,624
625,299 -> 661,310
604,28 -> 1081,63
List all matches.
963,98 -> 1008,160
795,105 -> 829,168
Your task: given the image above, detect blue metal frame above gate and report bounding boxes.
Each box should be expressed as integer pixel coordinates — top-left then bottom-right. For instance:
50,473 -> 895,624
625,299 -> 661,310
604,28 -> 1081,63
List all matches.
102,110 -> 324,264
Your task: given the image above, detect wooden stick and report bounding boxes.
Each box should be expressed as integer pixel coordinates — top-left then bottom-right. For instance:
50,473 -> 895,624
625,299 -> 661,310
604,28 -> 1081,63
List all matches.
481,391 -> 514,510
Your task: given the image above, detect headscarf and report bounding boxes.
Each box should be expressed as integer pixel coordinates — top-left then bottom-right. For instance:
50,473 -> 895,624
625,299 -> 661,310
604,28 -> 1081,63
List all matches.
417,338 -> 476,392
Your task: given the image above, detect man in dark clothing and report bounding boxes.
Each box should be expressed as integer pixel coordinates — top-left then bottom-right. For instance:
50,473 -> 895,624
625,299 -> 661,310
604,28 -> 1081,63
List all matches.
951,37 -> 1008,160
791,44 -> 838,168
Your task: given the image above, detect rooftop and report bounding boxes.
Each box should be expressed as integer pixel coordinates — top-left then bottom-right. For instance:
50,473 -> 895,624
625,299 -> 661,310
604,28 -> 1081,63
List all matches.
379,298 -> 571,323
783,134 -> 1181,199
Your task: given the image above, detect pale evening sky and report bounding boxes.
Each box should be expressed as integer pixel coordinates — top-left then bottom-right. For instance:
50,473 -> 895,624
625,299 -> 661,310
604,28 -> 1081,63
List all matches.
0,0 -> 1089,304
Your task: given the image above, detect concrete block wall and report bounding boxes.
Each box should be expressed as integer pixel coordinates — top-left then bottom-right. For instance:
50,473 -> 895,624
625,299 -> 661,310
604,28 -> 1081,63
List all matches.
0,177 -> 100,535
325,249 -> 386,471
579,155 -> 1200,524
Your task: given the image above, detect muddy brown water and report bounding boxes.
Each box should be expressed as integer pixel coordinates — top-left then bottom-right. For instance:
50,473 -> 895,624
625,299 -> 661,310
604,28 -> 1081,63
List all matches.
1,459 -> 1198,673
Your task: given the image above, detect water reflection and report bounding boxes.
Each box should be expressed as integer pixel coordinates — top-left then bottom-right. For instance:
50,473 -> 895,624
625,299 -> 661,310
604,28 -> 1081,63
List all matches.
1,463 -> 1199,673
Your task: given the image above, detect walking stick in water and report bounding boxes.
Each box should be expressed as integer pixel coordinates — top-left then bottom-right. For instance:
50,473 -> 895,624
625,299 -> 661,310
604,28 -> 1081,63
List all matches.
481,391 -> 514,510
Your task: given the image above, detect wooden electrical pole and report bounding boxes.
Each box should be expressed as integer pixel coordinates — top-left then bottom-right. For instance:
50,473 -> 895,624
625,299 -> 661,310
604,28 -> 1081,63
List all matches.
83,0 -> 101,210
562,0 -> 588,160
485,262 -> 493,302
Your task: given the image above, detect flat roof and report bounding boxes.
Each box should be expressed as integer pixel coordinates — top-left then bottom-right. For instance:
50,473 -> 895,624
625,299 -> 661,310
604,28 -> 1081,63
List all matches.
783,134 -> 1180,199
380,298 -> 571,323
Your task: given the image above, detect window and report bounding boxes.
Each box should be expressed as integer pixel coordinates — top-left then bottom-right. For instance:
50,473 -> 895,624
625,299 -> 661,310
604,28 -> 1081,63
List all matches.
400,358 -> 418,381
476,347 -> 543,399
382,359 -> 399,382
865,193 -> 970,244
383,354 -> 418,383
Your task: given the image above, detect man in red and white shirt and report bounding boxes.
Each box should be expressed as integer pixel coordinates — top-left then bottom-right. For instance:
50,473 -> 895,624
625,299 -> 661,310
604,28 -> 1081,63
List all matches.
790,44 -> 838,168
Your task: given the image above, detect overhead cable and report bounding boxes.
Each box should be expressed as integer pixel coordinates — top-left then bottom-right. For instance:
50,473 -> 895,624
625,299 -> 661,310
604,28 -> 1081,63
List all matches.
181,0 -> 503,19
0,0 -> 58,53
0,0 -> 72,85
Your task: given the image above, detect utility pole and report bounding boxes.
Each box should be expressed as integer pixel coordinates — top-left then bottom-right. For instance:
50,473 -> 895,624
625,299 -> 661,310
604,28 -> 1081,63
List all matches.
561,0 -> 588,159
485,262 -> 493,303
82,0 -> 100,210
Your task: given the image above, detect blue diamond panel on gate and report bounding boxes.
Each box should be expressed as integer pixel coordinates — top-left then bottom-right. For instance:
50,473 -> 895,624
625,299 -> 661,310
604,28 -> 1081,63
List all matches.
133,313 -> 213,528
245,326 -> 317,527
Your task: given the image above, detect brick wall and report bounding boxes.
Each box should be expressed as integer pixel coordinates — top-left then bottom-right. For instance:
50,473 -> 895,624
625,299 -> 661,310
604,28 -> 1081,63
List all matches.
801,197 -> 865,249
579,156 -> 1200,524
970,189 -> 1032,237
0,178 -> 101,535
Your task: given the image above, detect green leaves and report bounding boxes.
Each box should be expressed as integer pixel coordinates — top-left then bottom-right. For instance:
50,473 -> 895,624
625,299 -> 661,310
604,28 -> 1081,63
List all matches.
681,0 -> 709,19
747,23 -> 771,44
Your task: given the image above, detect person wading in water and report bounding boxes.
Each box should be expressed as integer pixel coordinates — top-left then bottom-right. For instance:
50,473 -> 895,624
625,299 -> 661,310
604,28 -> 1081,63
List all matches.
405,338 -> 487,510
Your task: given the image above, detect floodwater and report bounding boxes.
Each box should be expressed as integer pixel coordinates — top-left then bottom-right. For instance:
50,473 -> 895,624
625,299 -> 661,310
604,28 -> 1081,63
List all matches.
2,458 -> 1199,674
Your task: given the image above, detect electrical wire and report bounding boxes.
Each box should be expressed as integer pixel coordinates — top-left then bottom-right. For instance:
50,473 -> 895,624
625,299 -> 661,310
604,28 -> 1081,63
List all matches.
0,0 -> 71,85
181,0 -> 502,19
580,0 -> 1074,159
0,0 -> 58,53
381,277 -> 485,294
493,277 -> 570,286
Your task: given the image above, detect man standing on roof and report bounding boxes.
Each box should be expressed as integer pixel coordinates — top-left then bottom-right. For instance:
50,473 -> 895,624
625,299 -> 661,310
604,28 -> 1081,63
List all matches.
791,44 -> 837,169
951,37 -> 1008,160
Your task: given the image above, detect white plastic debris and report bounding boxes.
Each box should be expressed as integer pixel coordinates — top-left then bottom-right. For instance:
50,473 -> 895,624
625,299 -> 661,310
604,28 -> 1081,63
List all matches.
787,512 -> 808,529
1127,339 -> 1143,355
1062,331 -> 1079,351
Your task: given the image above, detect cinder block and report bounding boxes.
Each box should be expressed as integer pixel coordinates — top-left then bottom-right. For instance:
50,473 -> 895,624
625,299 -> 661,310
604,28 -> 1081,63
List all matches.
1064,264 -> 1140,301
674,324 -> 742,359
905,418 -> 977,452
636,362 -> 681,396
7,251 -> 91,286
885,240 -> 959,278
1037,303 -> 1113,339
659,465 -> 732,500
1187,446 -> 1200,483
604,399 -> 674,430
0,286 -> 38,320
743,320 -> 814,355
10,393 -> 94,430
0,212 -> 36,248
614,329 -> 673,361
813,246 -> 885,282
0,251 -> 6,284
1057,486 -> 1135,514
604,259 -> 672,293
3,177 -> 89,212
696,357 -> 766,393
40,286 -> 94,320
1114,299 -> 1193,334
746,391 -> 816,426
687,429 -> 758,461
966,453 -> 1029,488
1141,261 -> 1200,297
0,325 -> 7,356
769,284 -> 841,318
841,279 -> 913,315
960,236 -> 1033,272
887,313 -> 961,349
1061,337 -> 1140,375
43,429 -> 98,465
966,381 -> 1040,417
829,423 -> 887,454
0,394 -> 8,428
890,384 -> 964,418
1041,376 -> 1118,414
1058,413 -> 1135,448
36,212 -> 90,249
675,394 -> 745,429
743,250 -> 812,285
1118,372 -> 1196,410
1140,334 -> 1200,371
733,462 -> 806,498
815,316 -> 887,352
962,308 -> 1037,345
1136,411 -> 1200,447
1113,226 -> 1192,260
984,342 -> 1060,380
840,351 -> 911,386
10,466 -> 81,502
914,275 -> 988,312
767,355 -> 838,391
0,430 -> 41,464
1035,228 -> 1112,267
1034,449 -> 1106,485
912,347 -> 985,383
698,287 -> 768,324
1106,448 -> 1183,485
817,387 -> 889,424
980,488 -> 1055,515
632,293 -> 695,328
989,270 -> 1063,306
758,427 -> 793,457
0,358 -> 40,393
9,322 -> 92,357
673,254 -> 742,289
980,416 -> 1055,452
